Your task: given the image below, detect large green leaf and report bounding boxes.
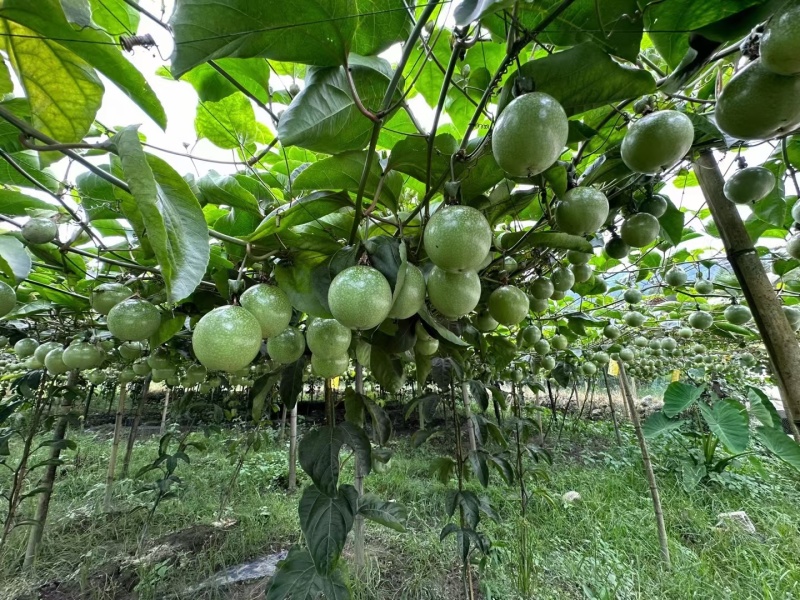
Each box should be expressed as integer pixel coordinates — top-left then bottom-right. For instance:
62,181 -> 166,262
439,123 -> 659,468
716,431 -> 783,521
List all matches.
274,252 -> 332,317
170,0 -> 357,77
180,58 -> 271,104
642,411 -> 687,439
358,492 -> 407,532
88,0 -> 139,36
0,235 -> 31,281
659,200 -> 685,247
0,190 -> 55,216
249,191 -> 352,242
1,20 -> 103,153
293,151 -> 403,211
353,0 -> 412,56
746,385 -> 781,430
112,126 -> 210,302
280,358 -> 308,410
196,172 -> 261,215
699,399 -> 749,454
298,423 -> 372,497
59,0 -> 91,26
662,381 -> 703,417
369,345 -> 405,393
0,0 -> 166,129
751,159 -> 786,228
299,484 -> 358,574
498,43 -> 656,117
756,426 -> 800,471
278,54 -> 399,154
388,134 -> 458,185
266,547 -> 349,600
195,93 -> 260,150
454,0 -> 515,25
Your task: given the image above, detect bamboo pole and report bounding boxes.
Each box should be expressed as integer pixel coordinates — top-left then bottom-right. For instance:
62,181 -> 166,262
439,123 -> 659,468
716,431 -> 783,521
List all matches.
159,387 -> 170,436
353,365 -> 366,569
104,384 -> 128,511
122,376 -> 151,478
287,404 -> 298,493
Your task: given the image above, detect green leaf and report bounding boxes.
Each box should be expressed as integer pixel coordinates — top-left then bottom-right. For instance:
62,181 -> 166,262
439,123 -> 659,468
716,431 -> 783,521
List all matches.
659,200 -> 685,247
180,58 -> 271,104
88,0 -> 139,36
195,93 -> 259,150
170,0 -> 357,77
364,396 -> 392,445
0,0 -> 166,129
388,133 -> 458,185
280,357 -> 308,410
112,126 -> 210,302
299,422 -> 372,497
275,253 -> 332,317
501,230 -> 594,254
369,345 -> 405,393
419,306 -> 470,347
662,381 -> 703,418
752,160 -> 786,228
1,19 -> 103,155
266,547 -> 349,600
699,399 -> 749,454
299,484 -> 358,574
353,0 -> 412,56
0,235 -> 31,281
149,312 -> 186,349
746,385 -> 781,429
358,493 -> 407,532
642,411 -> 687,439
756,426 -> 800,471
498,43 -> 656,117
249,191 -> 352,242
454,0 -> 515,25
59,0 -> 91,26
196,171 -> 261,215
680,460 -> 706,492
278,54 -> 399,154
0,190 -> 55,216
294,151 -> 402,211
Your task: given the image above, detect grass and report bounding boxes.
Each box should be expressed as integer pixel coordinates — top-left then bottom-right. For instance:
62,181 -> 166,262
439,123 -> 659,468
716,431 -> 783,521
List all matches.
2,408 -> 800,599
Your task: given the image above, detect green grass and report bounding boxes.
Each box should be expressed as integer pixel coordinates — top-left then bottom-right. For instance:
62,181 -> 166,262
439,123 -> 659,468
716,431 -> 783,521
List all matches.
2,414 -> 800,599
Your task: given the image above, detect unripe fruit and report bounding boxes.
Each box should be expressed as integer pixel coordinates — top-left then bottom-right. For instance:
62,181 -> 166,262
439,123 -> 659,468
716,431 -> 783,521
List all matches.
493,92 -> 569,177
582,362 -> 597,376
14,338 -> 38,358
724,167 -> 776,204
0,281 -> 16,317
119,342 -> 144,361
620,213 -> 660,248
488,285 -> 529,326
567,250 -> 591,265
541,355 -> 556,370
640,194 -> 668,217
694,279 -> 714,295
62,342 -> 104,370
44,348 -> 69,375
91,283 -> 133,315
605,236 -> 630,259
571,263 -> 593,283
533,339 -> 550,356
688,310 -> 713,330
311,353 -> 349,378
423,205 -> 492,272
621,110 -> 694,174
501,256 -> 518,274
132,359 -> 151,376
306,318 -> 352,359
415,323 -> 439,355
551,334 -> 568,351
784,306 -> 800,331
388,263 -> 426,319
21,218 -> 57,244
34,341 -> 62,365
555,187 -> 610,236
240,284 -> 292,338
624,288 -> 642,304
624,311 -> 646,327
107,299 -> 161,341
665,267 -> 687,287
530,277 -> 554,300
760,6 -> 800,76
529,297 -> 549,313
267,327 -> 305,364
192,306 -> 262,372
723,304 -> 752,326
474,310 -> 498,332
427,267 -> 481,318
328,266 -> 393,330
603,324 -> 620,340
551,267 -> 575,292
521,326 -> 541,347
788,236 -> 800,260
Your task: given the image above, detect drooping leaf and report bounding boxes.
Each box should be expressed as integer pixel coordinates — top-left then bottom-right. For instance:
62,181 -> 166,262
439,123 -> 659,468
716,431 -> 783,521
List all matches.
280,357 -> 308,410
353,0 -> 412,56
293,151 -> 403,211
642,411 -> 687,439
498,43 -> 656,117
299,484 -> 358,574
0,190 -> 56,216
170,0 -> 358,77
659,200 -> 685,247
266,547 -> 349,600
369,345 -> 405,393
756,425 -> 800,471
278,54 -> 400,154
0,235 -> 31,281
298,422 -> 372,497
0,0 -> 166,128
149,312 -> 186,349
195,93 -> 260,150
59,0 -> 91,26
275,253 -> 332,318
179,57 -> 271,104
196,171 -> 261,215
454,0 -> 515,25
88,0 -> 139,36
249,191 -> 352,241
699,399 -> 749,454
388,134 -> 458,185
746,385 -> 781,430
662,381 -> 703,418
358,492 -> 407,531
112,126 -> 210,302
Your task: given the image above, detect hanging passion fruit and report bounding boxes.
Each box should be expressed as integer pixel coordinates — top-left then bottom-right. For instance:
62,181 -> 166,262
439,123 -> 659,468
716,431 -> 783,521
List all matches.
620,110 -> 694,174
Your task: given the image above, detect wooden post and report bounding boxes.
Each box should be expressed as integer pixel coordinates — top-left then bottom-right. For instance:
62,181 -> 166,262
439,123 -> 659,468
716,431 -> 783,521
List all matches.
23,371 -> 77,569
122,376 -> 151,478
353,364 -> 366,569
694,150 -> 800,433
618,363 -> 670,568
159,387 -> 170,436
287,404 -> 298,492
462,380 -> 477,452
603,371 -> 622,445
81,383 -> 95,430
104,384 -> 128,511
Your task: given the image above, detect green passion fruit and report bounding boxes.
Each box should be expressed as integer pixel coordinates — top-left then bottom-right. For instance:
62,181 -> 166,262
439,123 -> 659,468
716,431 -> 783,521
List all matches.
107,299 -> 161,341
621,110 -> 694,174
555,187 -> 609,236
783,306 -> 800,330
551,334 -> 568,351
62,342 -> 104,370
328,266 -> 393,330
571,263 -> 593,283
551,267 -> 575,292
624,311 -> 646,327
488,285 -> 529,326
567,250 -> 591,265
311,353 -> 349,378
715,59 -> 800,140
267,327 -> 305,364
541,355 -> 556,370
688,310 -> 713,330
118,341 -> 144,361
665,267 -> 687,287
760,6 -> 800,76
306,318 -> 352,359
533,339 -> 550,356
91,283 -> 133,315
492,92 -> 569,177
34,341 -> 62,365
640,194 -> 668,218
724,304 -> 752,325
529,296 -> 549,313
192,305 -> 262,372
132,360 -> 151,376
423,205 -> 492,272
603,324 -> 621,339
521,325 -> 541,347
723,167 -> 776,204
14,338 -> 38,358
624,288 -> 642,304
474,309 -> 498,332
694,279 -> 714,295
427,267 -> 481,318
605,236 -> 630,260
0,281 -> 16,317
415,322 -> 439,355
239,284 -> 292,338
530,277 -> 554,300
787,236 -> 800,260
21,218 -> 57,245
388,263 -> 426,319
44,348 -> 69,375
620,213 -> 660,248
